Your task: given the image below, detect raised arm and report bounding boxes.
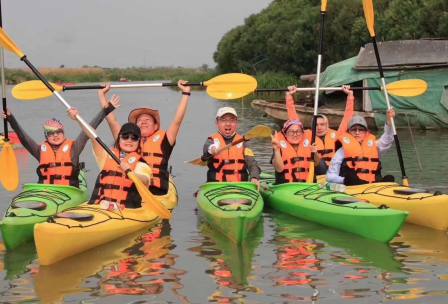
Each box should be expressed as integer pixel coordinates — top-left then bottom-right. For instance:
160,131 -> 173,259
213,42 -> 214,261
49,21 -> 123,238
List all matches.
166,80 -> 191,145
2,110 -> 40,160
98,85 -> 121,140
285,86 -> 299,120
337,85 -> 355,135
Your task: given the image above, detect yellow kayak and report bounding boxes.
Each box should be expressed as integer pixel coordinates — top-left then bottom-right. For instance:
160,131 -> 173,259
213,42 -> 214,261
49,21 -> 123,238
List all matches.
318,174 -> 448,231
34,177 -> 178,265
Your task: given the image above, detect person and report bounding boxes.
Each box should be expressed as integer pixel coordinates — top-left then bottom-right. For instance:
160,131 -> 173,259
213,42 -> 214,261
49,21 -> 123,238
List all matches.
326,109 -> 396,186
201,107 -> 261,185
1,99 -> 118,187
97,80 -> 191,196
271,118 -> 321,184
69,103 -> 152,209
286,85 -> 355,172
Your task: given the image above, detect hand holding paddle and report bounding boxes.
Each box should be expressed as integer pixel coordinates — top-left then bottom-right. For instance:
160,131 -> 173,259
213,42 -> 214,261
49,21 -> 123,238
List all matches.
187,125 -> 272,167
0,28 -> 171,219
12,73 -> 257,101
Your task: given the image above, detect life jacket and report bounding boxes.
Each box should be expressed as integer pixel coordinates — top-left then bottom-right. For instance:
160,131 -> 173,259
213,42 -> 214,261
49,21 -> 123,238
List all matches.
37,140 -> 79,187
339,132 -> 380,183
207,133 -> 248,182
140,130 -> 170,194
89,149 -> 143,209
275,131 -> 314,183
318,129 -> 338,166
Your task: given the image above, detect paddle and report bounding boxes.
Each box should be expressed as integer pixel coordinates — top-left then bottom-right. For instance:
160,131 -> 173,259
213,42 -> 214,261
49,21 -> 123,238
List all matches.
0,1 -> 19,192
255,79 -> 428,97
12,73 -> 257,101
186,125 -> 272,167
363,0 -> 409,186
0,28 -> 171,219
307,0 -> 328,183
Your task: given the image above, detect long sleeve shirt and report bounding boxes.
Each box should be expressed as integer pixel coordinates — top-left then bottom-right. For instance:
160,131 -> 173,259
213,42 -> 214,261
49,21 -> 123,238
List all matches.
7,104 -> 115,166
326,124 -> 394,184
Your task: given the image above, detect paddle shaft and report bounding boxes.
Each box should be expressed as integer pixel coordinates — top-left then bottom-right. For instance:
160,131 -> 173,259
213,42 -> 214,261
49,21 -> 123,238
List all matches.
202,137 -> 247,162
256,86 -> 385,92
20,55 -> 121,164
0,1 -> 8,140
371,38 -> 407,181
61,82 -> 204,91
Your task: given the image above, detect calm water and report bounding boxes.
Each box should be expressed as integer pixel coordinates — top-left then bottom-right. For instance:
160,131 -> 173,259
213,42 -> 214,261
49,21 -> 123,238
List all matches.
1,87 -> 448,303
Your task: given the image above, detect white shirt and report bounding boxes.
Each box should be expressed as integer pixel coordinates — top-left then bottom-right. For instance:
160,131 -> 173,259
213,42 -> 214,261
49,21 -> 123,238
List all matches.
326,124 -> 394,184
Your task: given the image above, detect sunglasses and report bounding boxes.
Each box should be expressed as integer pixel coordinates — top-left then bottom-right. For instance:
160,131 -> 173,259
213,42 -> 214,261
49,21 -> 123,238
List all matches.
120,133 -> 140,141
349,127 -> 367,133
46,130 -> 64,137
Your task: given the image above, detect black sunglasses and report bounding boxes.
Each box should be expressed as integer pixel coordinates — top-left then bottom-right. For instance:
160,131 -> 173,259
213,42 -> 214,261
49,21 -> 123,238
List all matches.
120,133 -> 140,141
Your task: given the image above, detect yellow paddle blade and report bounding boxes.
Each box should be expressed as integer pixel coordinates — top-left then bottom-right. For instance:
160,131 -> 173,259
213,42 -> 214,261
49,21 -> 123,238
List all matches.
12,80 -> 63,100
244,125 -> 273,140
362,0 -> 376,37
0,142 -> 20,191
205,73 -> 257,100
306,164 -> 315,184
386,79 -> 428,97
186,157 -> 206,167
321,0 -> 328,12
127,171 -> 171,219
0,28 -> 25,58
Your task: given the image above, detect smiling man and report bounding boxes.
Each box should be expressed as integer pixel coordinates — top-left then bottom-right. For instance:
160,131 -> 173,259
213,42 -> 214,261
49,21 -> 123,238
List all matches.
201,107 -> 260,185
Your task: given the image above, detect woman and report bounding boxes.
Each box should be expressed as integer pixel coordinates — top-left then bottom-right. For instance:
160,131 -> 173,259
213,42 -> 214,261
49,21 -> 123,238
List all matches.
2,100 -> 117,187
69,106 -> 151,210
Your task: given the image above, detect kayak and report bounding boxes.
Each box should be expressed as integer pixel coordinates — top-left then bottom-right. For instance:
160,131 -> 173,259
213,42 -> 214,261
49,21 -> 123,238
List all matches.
0,170 -> 89,250
261,176 -> 407,243
343,183 -> 448,231
34,176 -> 178,265
196,182 -> 264,243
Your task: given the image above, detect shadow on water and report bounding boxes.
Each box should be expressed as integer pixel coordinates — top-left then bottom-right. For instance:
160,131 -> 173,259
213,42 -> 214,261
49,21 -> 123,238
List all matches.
33,222 -> 178,303
189,218 -> 264,301
3,241 -> 36,280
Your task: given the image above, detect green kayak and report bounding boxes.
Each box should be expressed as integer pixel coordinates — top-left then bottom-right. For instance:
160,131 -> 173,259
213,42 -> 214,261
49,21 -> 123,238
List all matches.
0,171 -> 88,250
261,176 -> 407,243
196,182 -> 264,243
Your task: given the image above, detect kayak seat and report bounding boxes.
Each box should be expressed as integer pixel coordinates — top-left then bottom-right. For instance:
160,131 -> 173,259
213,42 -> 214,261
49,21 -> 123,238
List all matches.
218,199 -> 252,207
393,188 -> 429,195
11,201 -> 47,211
54,212 -> 94,222
331,196 -> 365,205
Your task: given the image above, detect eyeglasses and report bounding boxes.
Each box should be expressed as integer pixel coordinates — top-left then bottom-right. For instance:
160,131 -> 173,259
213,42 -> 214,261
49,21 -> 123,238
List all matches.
46,130 -> 63,137
286,130 -> 303,136
218,118 -> 237,123
120,133 -> 140,141
349,127 -> 367,133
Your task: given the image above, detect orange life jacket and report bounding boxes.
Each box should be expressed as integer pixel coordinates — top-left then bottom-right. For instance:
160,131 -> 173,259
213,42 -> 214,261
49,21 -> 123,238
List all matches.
37,140 -> 78,186
90,149 -> 142,208
318,129 -> 337,166
275,131 -> 315,183
140,130 -> 169,194
339,132 -> 380,183
207,133 -> 248,182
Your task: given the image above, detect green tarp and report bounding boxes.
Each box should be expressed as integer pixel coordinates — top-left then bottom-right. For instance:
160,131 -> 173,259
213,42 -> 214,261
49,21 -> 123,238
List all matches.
320,56 -> 448,129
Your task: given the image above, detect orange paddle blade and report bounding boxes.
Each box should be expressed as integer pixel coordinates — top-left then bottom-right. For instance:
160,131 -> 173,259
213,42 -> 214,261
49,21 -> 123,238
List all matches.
362,0 -> 376,37
321,0 -> 328,12
0,142 -> 20,191
0,28 -> 25,58
127,171 -> 171,219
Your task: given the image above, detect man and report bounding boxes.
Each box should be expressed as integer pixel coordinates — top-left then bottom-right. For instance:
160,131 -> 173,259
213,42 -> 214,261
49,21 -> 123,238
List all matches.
326,109 -> 395,185
201,107 -> 260,184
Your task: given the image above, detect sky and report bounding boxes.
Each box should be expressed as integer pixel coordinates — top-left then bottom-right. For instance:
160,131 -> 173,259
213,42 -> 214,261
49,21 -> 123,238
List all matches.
1,0 -> 272,69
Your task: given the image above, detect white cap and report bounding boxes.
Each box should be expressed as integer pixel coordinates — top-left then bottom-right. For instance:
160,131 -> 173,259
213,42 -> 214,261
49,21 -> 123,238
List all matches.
216,107 -> 238,118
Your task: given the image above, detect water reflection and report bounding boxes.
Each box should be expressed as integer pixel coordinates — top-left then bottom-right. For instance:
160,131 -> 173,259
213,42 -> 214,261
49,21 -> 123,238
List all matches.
190,219 -> 263,302
32,222 -> 182,303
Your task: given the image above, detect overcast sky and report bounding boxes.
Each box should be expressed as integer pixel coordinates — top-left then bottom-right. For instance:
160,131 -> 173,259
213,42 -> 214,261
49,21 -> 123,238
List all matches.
2,0 -> 272,68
